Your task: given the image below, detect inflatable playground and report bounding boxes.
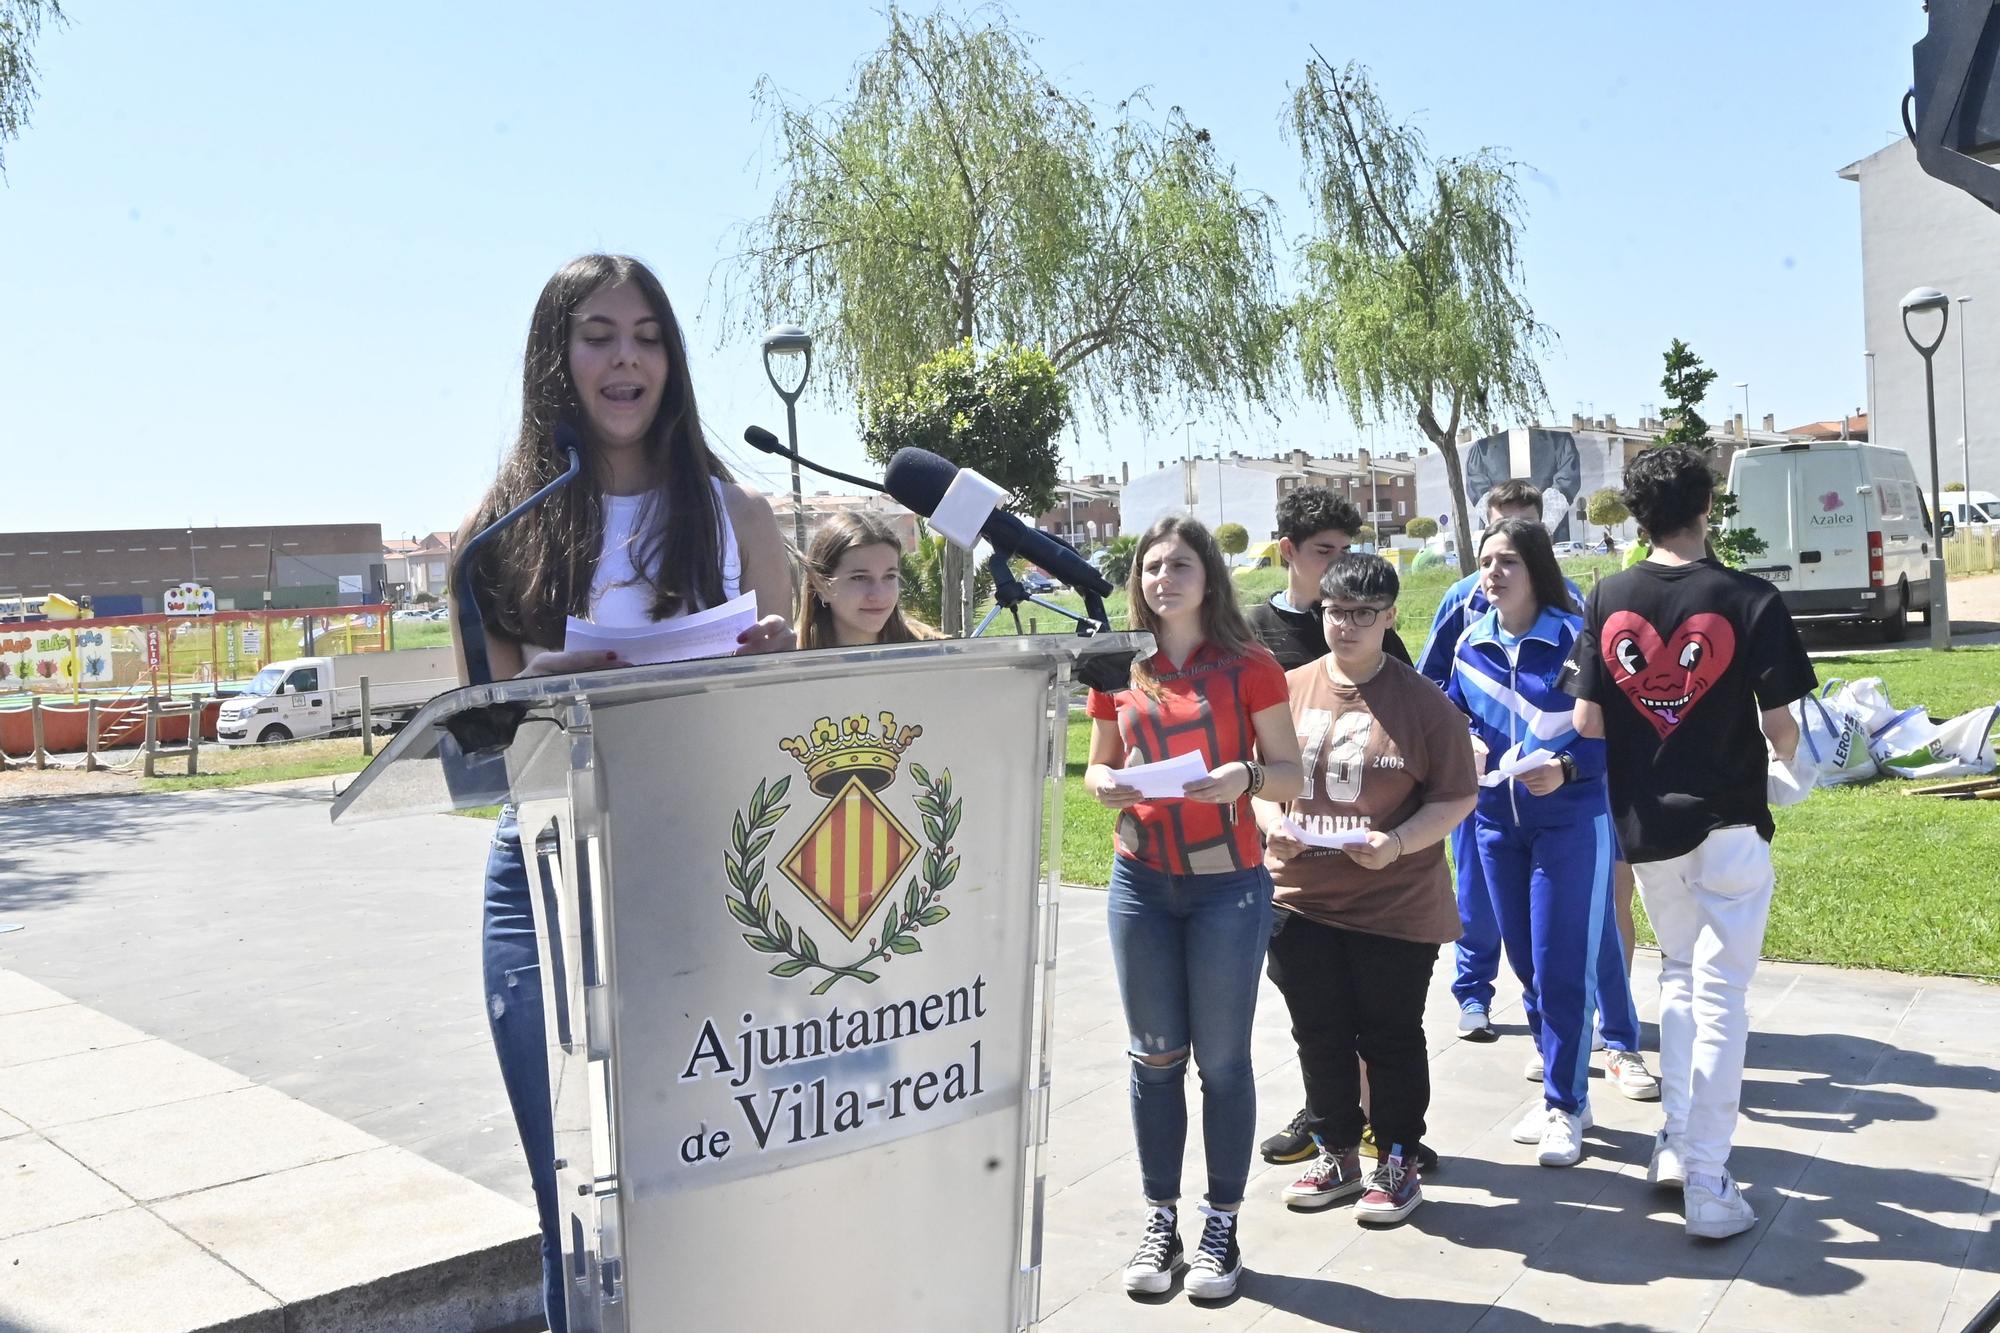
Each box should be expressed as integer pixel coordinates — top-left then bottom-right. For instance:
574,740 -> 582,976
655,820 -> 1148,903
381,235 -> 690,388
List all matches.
0,603 -> 400,760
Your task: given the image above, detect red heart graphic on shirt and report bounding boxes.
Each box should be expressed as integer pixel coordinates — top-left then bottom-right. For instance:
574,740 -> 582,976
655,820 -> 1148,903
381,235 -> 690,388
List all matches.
1600,610 -> 1736,740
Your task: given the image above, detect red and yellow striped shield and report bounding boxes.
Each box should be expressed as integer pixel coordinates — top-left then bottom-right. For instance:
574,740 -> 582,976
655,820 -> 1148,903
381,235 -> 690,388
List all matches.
779,774 -> 919,940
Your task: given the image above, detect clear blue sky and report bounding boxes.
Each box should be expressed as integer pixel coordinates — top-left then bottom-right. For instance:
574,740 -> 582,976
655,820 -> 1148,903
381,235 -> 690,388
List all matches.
0,1 -> 1928,540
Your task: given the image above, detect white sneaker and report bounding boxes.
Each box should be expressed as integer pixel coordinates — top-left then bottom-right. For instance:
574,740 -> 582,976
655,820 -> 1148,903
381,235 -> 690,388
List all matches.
1523,1050 -> 1545,1082
1606,1050 -> 1662,1100
1457,1004 -> 1496,1042
1684,1172 -> 1756,1239
1512,1101 -> 1591,1144
1647,1131 -> 1688,1191
1537,1109 -> 1585,1167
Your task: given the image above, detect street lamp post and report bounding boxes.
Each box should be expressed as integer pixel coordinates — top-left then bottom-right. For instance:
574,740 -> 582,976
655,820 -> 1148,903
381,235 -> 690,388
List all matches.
1901,287 -> 1954,652
1732,381 -> 1750,440
1957,295 -> 1973,494
761,324 -> 814,551
1182,419 -> 1197,514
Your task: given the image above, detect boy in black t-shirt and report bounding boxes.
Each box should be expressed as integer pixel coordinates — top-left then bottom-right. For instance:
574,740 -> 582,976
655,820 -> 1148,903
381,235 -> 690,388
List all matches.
1564,446 -> 1815,1240
1247,487 -> 1411,671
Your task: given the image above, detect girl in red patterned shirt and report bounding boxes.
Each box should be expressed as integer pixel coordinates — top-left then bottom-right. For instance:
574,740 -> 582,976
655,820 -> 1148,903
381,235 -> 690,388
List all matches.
1084,515 -> 1303,1301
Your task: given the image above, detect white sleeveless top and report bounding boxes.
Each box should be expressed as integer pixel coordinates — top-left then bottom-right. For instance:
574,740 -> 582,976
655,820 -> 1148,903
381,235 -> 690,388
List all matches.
587,480 -> 742,626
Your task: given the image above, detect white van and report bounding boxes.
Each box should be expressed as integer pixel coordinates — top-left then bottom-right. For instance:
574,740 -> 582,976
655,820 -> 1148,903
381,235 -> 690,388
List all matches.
1725,441 -> 1943,641
1946,489 -> 2000,527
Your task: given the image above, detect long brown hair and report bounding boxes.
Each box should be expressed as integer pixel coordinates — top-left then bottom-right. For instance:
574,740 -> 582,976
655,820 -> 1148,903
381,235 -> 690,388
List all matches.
796,513 -> 939,649
457,254 -> 732,646
1125,515 -> 1259,697
1478,518 -> 1577,616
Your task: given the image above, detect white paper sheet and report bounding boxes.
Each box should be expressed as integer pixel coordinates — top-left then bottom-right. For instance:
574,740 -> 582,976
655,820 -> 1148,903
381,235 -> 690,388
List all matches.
1478,743 -> 1561,788
1114,750 -> 1213,799
1276,816 -> 1374,850
563,592 -> 760,666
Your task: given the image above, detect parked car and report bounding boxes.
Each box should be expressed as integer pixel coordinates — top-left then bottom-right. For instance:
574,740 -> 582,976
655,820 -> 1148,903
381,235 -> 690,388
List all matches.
1021,570 -> 1059,593
1551,541 -> 1586,557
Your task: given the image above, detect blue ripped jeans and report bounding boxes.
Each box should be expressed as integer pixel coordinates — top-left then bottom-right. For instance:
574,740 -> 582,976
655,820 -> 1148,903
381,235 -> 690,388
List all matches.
1105,856 -> 1274,1208
483,816 -> 568,1333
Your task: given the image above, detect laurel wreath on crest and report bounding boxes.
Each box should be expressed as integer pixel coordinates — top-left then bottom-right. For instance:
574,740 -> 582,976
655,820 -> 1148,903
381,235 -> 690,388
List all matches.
725,764 -> 960,996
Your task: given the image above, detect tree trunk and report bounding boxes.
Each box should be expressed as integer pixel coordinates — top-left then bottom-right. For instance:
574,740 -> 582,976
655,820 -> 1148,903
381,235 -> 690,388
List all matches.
941,545 -> 966,636
1423,427 -> 1478,576
960,550 -> 979,635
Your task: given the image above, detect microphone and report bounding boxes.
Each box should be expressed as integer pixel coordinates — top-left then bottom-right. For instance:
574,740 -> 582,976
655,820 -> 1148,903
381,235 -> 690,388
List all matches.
743,425 -> 887,495
882,448 -> 1114,599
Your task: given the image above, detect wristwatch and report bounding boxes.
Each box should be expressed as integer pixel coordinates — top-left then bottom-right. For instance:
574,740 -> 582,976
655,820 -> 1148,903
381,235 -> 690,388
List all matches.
1557,753 -> 1577,786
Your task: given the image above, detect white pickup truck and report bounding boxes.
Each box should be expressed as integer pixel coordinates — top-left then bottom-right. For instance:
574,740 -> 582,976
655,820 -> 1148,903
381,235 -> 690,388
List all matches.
216,648 -> 457,746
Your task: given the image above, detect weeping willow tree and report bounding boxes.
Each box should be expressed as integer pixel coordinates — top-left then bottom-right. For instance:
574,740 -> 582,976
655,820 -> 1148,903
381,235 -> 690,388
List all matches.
1,0 -> 66,176
730,7 -> 1286,628
1286,53 -> 1552,574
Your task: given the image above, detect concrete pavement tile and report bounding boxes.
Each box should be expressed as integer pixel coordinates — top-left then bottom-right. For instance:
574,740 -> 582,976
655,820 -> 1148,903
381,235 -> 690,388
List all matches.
1038,1284 -> 1271,1332
0,969 -> 69,1016
1245,1267 -> 1493,1332
1469,1256 -> 1729,1331
1703,1254 -> 1964,1330
150,1144 -> 535,1304
0,1105 -> 26,1138
0,1207 -> 281,1333
45,1084 -> 380,1202
1047,1078 -> 1144,1193
1,1134 -> 133,1238
0,1001 -> 152,1068
0,1036 -> 251,1128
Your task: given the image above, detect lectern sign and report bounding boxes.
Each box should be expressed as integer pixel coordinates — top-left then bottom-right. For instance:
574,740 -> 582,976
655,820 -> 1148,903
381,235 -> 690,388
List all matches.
329,635 -> 1152,1331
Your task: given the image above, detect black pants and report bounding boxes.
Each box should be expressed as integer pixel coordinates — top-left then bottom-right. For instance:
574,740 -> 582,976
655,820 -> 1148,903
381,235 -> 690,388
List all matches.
1265,907 -> 1439,1156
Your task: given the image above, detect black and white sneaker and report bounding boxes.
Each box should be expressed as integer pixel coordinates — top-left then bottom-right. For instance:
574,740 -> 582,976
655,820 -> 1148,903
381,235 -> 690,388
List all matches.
1122,1205 -> 1182,1295
1260,1107 -> 1316,1163
1183,1206 -> 1243,1300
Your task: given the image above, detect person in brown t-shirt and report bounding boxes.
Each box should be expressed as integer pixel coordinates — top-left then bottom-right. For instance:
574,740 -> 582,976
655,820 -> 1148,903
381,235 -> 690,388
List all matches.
1252,554 -> 1477,1225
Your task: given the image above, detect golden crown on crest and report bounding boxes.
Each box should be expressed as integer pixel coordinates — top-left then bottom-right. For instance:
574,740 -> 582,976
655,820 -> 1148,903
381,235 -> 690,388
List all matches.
781,712 -> 924,796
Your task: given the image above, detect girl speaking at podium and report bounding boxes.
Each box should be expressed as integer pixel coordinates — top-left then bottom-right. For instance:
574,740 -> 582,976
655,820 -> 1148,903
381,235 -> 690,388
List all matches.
451,254 -> 793,1330
1083,515 -> 1303,1302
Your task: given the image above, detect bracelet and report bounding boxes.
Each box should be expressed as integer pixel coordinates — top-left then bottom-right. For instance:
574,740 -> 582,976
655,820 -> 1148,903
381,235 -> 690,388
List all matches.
1388,828 -> 1405,860
1244,761 -> 1265,797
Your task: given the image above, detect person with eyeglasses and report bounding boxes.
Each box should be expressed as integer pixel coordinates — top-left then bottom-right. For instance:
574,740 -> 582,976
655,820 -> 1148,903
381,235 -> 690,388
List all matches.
1253,554 -> 1477,1226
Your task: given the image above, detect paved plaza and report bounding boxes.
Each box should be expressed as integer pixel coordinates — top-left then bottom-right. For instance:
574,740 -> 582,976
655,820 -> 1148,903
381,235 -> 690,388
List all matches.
2,782 -> 1997,1331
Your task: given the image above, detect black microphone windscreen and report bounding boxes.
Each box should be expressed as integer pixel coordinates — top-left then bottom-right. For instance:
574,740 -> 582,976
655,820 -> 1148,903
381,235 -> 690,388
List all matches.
883,447 -> 958,512
555,421 -> 582,457
744,425 -> 782,454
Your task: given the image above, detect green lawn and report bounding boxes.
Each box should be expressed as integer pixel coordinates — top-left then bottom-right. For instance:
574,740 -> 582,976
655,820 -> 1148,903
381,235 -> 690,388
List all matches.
1809,645 -> 2000,719
141,737 -> 374,793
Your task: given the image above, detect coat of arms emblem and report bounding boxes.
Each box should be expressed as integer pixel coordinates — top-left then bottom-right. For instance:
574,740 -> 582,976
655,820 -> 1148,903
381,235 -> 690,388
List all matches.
726,712 -> 961,994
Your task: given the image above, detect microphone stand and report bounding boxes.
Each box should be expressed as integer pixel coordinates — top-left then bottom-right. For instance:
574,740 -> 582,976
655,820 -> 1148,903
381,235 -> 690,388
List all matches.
454,436 -> 583,688
973,551 -> 1111,638
744,426 -> 887,495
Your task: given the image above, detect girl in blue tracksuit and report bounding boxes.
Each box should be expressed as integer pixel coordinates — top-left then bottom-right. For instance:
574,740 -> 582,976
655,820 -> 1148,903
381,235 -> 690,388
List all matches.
1444,519 -> 1638,1167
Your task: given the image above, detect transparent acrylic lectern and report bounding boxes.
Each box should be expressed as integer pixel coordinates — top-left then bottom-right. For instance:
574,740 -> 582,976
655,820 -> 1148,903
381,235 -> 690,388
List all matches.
332,634 -> 1146,1333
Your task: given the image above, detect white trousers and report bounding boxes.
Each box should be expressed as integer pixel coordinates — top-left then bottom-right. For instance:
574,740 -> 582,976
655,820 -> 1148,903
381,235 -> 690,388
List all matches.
1631,825 -> 1775,1178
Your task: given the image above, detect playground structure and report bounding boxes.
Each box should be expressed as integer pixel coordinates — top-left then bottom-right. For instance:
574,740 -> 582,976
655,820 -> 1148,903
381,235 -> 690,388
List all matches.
0,604 -> 396,760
